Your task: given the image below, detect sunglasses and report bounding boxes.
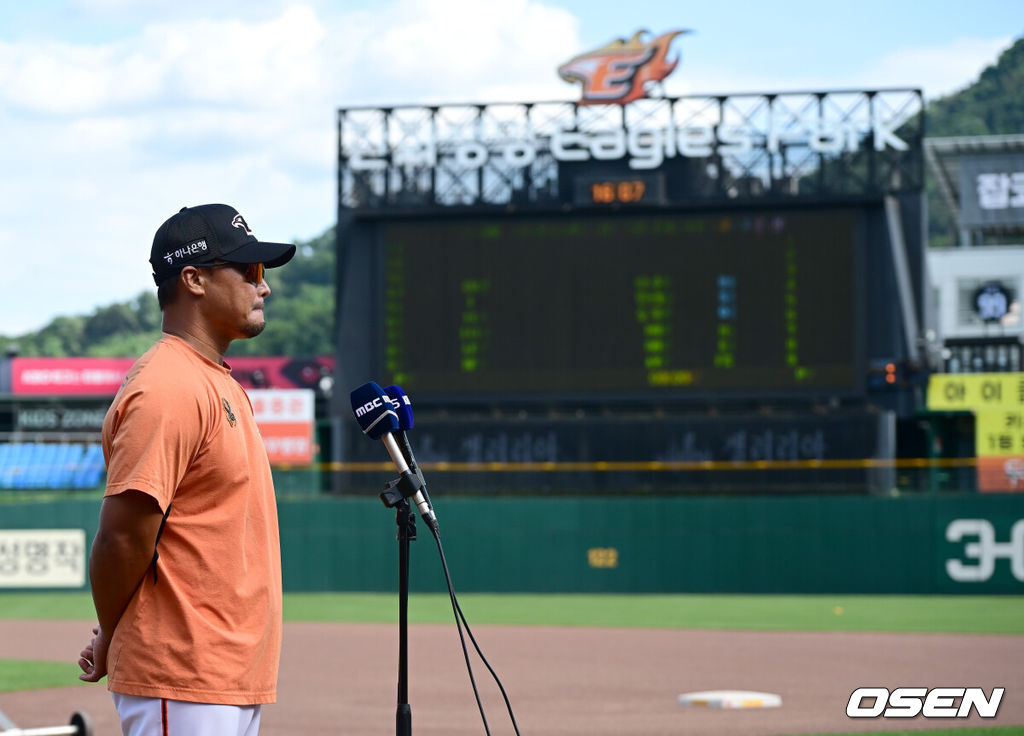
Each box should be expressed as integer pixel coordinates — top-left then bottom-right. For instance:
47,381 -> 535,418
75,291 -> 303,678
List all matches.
202,261 -> 265,284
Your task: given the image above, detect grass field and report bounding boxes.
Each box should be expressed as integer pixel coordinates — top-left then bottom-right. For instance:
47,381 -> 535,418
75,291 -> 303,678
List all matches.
1,592 -> 1022,633
0,658 -> 84,694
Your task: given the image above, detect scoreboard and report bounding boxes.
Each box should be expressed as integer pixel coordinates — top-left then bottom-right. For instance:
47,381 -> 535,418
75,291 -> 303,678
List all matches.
337,93 -> 923,409
370,206 -> 864,400
335,93 -> 926,490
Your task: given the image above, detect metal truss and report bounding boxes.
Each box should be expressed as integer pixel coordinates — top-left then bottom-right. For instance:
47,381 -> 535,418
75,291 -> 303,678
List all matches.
338,90 -> 923,213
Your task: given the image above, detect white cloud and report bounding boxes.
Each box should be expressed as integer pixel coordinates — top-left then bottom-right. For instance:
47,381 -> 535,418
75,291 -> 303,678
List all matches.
325,0 -> 579,105
0,41 -> 115,113
0,2 -> 1012,337
149,7 -> 328,105
0,5 -> 329,115
0,0 -> 583,336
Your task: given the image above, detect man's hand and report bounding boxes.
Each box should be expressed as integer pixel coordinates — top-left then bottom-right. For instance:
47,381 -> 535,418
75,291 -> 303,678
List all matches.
78,625 -> 109,682
83,489 -> 164,683
88,490 -> 164,633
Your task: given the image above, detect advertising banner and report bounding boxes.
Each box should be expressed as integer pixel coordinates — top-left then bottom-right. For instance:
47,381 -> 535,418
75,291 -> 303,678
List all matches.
11,356 -> 333,395
926,372 -> 1024,411
343,411 -> 891,493
928,372 -> 1024,492
248,388 -> 315,466
0,528 -> 86,588
941,511 -> 1024,592
14,404 -> 109,432
959,153 -> 1024,228
976,410 -> 1024,492
11,357 -> 134,395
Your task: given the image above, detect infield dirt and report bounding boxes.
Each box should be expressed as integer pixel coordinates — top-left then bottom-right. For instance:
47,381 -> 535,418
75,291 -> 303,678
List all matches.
0,620 -> 1021,735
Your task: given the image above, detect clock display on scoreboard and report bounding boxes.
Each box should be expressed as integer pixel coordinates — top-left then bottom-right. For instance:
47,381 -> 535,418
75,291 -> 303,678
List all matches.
375,208 -> 862,398
572,173 -> 666,207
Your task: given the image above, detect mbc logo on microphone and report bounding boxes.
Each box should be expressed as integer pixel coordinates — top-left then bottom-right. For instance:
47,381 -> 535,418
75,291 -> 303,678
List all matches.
354,395 -> 400,418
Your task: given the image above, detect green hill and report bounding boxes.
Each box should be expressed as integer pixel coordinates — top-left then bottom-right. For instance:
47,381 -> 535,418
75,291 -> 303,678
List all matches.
927,36 -> 1024,137
0,226 -> 336,358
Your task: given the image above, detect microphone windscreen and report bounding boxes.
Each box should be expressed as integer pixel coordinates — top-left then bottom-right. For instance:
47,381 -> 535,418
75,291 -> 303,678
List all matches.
384,384 -> 414,430
350,381 -> 399,439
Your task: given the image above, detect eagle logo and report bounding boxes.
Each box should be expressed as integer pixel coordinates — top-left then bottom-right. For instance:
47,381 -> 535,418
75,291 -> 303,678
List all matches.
558,29 -> 689,106
231,214 -> 253,235
222,397 -> 237,428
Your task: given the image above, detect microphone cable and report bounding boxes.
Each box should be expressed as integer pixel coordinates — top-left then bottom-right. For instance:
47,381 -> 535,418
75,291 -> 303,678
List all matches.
426,522 -> 522,736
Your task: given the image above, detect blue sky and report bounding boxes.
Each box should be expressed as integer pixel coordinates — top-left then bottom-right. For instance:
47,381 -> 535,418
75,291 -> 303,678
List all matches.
0,0 -> 1020,336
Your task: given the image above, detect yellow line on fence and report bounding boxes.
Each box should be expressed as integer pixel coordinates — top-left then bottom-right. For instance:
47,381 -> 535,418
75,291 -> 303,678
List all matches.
313,457 -> 978,473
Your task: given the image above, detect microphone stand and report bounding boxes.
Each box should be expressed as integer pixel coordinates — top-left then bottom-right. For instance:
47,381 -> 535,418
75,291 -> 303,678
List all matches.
380,462 -> 426,736
394,497 -> 415,736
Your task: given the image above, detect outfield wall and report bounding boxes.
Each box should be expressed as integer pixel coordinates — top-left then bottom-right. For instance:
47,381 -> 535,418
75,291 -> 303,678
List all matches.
2,494 -> 1022,594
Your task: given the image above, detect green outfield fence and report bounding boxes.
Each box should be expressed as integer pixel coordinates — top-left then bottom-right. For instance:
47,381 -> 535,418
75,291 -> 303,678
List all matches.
1,493 -> 1022,594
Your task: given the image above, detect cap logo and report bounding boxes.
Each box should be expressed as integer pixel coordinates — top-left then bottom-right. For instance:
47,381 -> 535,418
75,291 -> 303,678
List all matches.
231,214 -> 253,235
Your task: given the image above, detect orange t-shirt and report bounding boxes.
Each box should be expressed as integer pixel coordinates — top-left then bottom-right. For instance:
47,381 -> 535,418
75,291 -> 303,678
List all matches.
101,334 -> 282,705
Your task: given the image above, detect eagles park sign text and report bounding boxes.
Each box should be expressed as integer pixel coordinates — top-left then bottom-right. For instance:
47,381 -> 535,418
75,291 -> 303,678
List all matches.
344,99 -> 913,173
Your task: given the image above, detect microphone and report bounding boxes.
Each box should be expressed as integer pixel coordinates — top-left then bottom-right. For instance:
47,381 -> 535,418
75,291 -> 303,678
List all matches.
350,381 -> 437,528
384,384 -> 431,505
383,384 -> 417,462
384,384 -> 414,431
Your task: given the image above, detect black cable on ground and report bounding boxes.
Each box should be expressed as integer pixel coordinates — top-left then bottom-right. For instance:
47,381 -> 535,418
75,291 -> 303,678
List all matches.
430,525 -> 522,736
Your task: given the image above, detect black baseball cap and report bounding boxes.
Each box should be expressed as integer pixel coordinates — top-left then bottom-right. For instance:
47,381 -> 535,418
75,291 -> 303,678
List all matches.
150,203 -> 296,285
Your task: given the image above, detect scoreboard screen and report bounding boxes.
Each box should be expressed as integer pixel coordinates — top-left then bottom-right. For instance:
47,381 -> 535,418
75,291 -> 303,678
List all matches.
373,207 -> 863,399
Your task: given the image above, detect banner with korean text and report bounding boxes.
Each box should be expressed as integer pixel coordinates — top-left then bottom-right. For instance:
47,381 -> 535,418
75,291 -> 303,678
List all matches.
10,356 -> 334,395
0,529 -> 86,588
248,388 -> 316,466
927,372 -> 1024,492
959,153 -> 1024,228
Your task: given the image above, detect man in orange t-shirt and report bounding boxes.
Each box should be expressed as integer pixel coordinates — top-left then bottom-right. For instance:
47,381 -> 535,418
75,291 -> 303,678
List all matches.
78,204 -> 295,736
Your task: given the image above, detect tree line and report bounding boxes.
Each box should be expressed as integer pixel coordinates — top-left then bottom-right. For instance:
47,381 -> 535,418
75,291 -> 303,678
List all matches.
0,227 -> 336,358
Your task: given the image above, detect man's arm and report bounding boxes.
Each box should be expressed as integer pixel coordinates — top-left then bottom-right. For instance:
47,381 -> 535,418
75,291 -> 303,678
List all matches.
78,489 -> 164,682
